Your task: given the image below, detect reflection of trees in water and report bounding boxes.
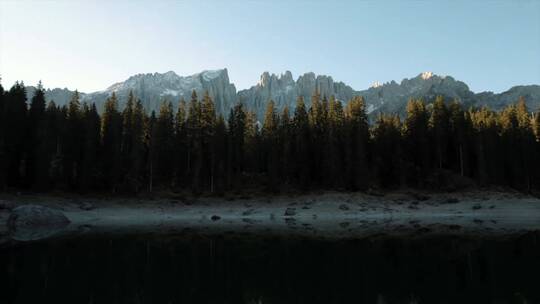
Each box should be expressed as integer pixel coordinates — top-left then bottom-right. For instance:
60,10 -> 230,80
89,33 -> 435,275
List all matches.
1,234 -> 539,303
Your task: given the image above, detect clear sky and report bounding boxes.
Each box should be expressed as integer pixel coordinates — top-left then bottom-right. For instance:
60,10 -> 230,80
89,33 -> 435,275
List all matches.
1,0 -> 539,93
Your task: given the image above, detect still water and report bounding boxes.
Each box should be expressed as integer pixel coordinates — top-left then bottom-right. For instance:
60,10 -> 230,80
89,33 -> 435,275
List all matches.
1,233 -> 539,303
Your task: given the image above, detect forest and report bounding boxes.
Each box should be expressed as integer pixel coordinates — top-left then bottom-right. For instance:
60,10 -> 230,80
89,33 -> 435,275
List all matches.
0,81 -> 539,195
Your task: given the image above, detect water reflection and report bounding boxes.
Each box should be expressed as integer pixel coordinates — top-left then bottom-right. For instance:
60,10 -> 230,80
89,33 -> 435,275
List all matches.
1,233 -> 539,303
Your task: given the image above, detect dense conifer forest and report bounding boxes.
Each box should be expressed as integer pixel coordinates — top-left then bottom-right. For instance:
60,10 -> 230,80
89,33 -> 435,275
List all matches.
1,81 -> 539,195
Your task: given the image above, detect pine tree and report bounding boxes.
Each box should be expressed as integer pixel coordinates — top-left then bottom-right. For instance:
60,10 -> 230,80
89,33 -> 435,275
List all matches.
262,99 -> 280,191
45,101 -> 65,188
279,105 -> 293,185
326,96 -> 345,187
26,81 -> 48,189
4,82 -> 28,187
515,97 -> 535,190
293,96 -> 310,188
372,114 -> 402,188
309,92 -> 328,185
174,97 -> 188,187
429,96 -> 450,171
101,92 -> 122,191
402,99 -> 430,186
448,101 -> 470,177
244,110 -> 260,175
227,103 -> 246,188
533,111 -> 540,142
186,90 -> 202,192
200,92 -> 217,191
80,103 -> 101,191
129,98 -> 147,192
63,90 -> 84,189
154,100 -> 175,186
146,111 -> 157,192
212,115 -> 228,194
470,107 -> 500,185
344,96 -> 369,190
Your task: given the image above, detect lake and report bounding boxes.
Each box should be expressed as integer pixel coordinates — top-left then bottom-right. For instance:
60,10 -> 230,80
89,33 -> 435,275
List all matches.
2,232 -> 539,303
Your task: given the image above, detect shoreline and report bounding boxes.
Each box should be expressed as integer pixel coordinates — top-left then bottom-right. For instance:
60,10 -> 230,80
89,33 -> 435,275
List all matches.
1,190 -> 540,243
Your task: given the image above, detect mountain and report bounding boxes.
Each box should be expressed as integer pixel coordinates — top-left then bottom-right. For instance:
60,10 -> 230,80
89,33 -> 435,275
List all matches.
24,70 -> 539,119
27,69 -> 237,114
237,71 -> 356,118
359,72 -> 477,115
360,72 -> 540,116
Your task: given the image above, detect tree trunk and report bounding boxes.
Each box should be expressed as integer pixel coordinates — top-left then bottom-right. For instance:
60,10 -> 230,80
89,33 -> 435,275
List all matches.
459,144 -> 464,177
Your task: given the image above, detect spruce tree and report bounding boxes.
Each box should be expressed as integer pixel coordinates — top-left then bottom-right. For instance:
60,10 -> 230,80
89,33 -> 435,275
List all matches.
262,100 -> 279,191
403,99 -> 430,186
327,96 -> 345,188
4,82 -> 28,187
80,103 -> 101,191
344,96 -> 369,190
101,92 -> 123,191
129,98 -> 147,192
429,96 -> 450,171
186,90 -> 202,192
200,92 -> 217,191
448,101 -> 470,177
175,97 -> 188,187
279,105 -> 293,185
372,114 -> 402,188
64,90 -> 84,189
227,103 -> 246,188
27,81 -> 48,189
154,100 -> 176,186
293,96 -> 310,188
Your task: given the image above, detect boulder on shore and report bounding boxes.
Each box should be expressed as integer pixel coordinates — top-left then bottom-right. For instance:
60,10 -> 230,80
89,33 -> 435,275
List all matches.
7,205 -> 70,241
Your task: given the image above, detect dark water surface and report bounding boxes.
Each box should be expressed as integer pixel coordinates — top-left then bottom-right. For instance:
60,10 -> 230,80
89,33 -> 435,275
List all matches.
2,233 -> 540,304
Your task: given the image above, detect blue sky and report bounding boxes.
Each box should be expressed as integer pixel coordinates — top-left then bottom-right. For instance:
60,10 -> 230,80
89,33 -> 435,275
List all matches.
1,0 -> 539,93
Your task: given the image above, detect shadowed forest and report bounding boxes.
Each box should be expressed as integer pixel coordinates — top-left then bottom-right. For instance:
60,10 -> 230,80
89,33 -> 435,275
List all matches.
1,81 -> 539,195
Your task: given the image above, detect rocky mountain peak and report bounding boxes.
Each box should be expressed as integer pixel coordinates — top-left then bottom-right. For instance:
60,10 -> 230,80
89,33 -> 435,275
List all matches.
24,69 -> 539,120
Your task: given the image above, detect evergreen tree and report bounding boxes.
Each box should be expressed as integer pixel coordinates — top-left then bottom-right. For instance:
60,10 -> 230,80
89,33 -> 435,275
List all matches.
326,96 -> 345,188
470,107 -> 500,185
533,111 -> 540,142
309,92 -> 328,185
429,96 -> 450,171
80,103 -> 101,191
200,92 -> 217,191
129,98 -> 147,192
101,92 -> 123,191
154,100 -> 176,186
344,96 -> 370,190
174,97 -> 188,187
45,101 -> 66,188
3,82 -> 27,187
63,90 -> 85,189
227,103 -> 246,188
186,90 -> 202,192
244,110 -> 260,175
262,100 -> 280,191
293,96 -> 310,188
279,105 -> 293,185
212,115 -> 228,194
402,99 -> 430,186
372,114 -> 402,188
26,81 -> 48,189
120,91 -> 147,191
448,101 -> 470,177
